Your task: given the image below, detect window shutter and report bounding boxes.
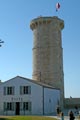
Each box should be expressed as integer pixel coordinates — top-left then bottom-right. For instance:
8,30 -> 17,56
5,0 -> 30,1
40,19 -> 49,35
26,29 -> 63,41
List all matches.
4,102 -> 7,111
4,87 -> 6,95
12,87 -> 15,95
20,102 -> 23,111
20,86 -> 23,95
28,102 -> 31,111
12,102 -> 14,110
28,86 -> 31,94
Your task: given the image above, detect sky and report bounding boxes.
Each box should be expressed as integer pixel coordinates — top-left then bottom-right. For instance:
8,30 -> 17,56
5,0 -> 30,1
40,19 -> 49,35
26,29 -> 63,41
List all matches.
0,0 -> 80,98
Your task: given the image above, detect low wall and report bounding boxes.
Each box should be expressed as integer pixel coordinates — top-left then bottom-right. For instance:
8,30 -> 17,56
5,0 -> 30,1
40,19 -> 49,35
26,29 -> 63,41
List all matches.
64,98 -> 80,108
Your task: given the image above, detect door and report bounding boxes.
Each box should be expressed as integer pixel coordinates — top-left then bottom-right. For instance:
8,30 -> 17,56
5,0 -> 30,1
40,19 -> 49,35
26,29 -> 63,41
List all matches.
15,102 -> 20,115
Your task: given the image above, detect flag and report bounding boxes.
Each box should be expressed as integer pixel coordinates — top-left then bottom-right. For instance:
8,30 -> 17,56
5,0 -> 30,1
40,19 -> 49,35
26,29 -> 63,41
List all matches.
56,2 -> 60,11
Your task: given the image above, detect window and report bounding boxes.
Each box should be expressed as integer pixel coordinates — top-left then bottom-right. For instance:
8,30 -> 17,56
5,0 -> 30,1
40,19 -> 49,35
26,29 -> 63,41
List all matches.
23,86 -> 28,94
23,102 -> 31,111
20,86 -> 31,95
23,102 -> 28,110
7,87 -> 12,95
3,86 -> 15,95
4,102 -> 14,111
7,103 -> 12,110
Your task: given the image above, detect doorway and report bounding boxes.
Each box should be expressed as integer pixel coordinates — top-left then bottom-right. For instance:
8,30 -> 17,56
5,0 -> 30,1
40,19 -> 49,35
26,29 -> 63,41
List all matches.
15,102 -> 20,115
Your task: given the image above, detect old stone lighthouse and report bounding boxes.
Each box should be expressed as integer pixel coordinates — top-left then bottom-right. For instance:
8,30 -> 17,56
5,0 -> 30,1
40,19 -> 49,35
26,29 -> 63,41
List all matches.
30,16 -> 64,108
0,16 -> 64,115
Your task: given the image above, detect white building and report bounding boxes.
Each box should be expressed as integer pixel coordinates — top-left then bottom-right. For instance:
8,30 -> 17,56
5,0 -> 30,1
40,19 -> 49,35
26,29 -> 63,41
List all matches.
0,76 -> 60,115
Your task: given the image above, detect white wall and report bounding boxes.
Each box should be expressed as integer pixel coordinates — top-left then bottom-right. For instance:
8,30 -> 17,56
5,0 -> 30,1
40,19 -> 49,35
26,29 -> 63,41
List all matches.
31,84 -> 43,115
0,76 -> 60,115
0,77 -> 43,115
44,87 -> 60,115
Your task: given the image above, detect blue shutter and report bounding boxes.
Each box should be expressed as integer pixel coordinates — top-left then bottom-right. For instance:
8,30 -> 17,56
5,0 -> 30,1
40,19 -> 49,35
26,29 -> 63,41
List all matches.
20,86 -> 23,95
28,86 -> 31,94
4,87 -> 6,95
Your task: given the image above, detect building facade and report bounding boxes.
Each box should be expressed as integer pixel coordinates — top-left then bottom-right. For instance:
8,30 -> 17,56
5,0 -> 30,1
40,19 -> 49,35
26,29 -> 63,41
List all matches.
0,76 -> 60,115
30,16 -> 64,108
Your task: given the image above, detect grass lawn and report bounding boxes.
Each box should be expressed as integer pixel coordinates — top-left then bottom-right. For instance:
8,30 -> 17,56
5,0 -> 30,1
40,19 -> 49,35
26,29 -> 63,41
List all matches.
0,116 -> 57,120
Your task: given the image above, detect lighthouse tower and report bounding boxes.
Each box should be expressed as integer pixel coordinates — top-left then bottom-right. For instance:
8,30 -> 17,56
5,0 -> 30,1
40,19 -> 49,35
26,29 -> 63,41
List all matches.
30,16 -> 64,108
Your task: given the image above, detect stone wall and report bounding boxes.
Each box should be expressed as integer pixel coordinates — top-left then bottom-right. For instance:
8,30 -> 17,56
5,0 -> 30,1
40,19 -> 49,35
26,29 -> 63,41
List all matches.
30,16 -> 64,109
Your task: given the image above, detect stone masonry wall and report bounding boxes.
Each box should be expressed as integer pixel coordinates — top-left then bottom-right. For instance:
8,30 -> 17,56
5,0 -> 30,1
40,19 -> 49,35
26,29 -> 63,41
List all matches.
30,16 -> 64,109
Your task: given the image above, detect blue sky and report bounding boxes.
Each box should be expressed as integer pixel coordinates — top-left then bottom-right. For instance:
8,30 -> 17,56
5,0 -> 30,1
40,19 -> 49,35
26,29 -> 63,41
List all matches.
0,0 -> 80,98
